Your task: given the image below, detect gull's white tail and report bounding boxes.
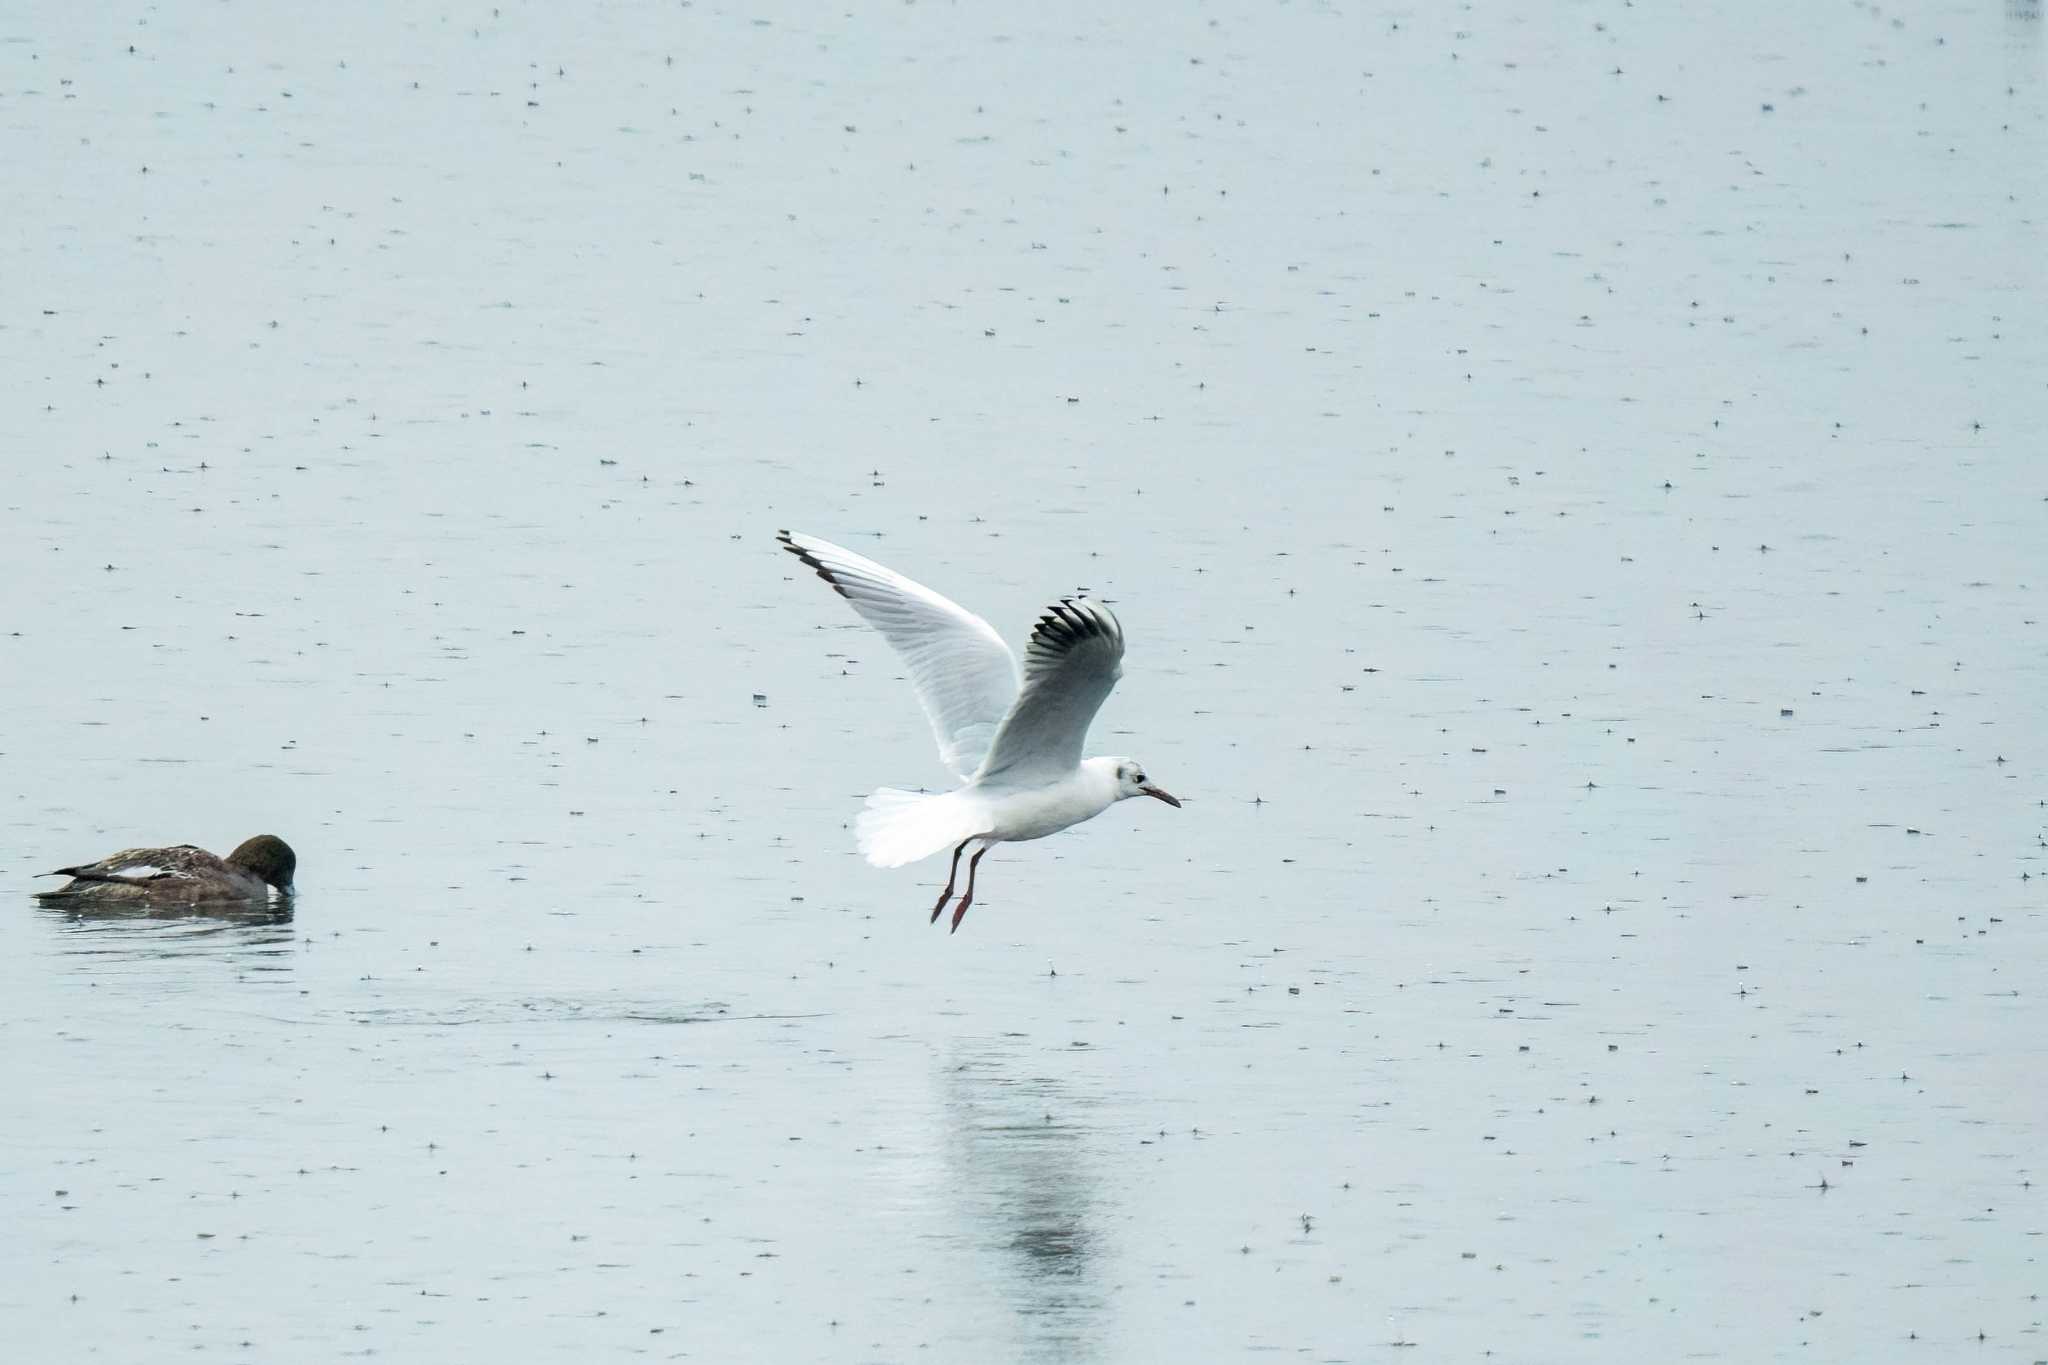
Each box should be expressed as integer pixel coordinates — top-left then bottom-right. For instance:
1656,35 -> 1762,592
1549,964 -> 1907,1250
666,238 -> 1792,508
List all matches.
857,788 -> 990,868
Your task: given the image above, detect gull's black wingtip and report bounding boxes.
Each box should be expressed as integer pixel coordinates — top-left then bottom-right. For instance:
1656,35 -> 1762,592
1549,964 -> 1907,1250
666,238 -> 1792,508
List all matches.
778,530 -> 855,601
1031,596 -> 1121,652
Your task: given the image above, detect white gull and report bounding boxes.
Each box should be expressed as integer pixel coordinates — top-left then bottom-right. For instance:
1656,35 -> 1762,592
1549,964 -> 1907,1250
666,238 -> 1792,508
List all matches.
779,531 -> 1180,933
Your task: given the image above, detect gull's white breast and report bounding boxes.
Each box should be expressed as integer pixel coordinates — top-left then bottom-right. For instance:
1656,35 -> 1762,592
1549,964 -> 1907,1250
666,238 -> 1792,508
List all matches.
979,766 -> 1116,843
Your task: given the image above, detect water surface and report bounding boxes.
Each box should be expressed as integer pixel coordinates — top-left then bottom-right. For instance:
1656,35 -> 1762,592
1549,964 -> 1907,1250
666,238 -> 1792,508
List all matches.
2,2 -> 2042,1360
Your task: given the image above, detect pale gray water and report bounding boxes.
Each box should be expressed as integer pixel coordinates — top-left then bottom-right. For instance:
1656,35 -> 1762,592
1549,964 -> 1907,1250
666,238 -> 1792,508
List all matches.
2,2 -> 2043,1360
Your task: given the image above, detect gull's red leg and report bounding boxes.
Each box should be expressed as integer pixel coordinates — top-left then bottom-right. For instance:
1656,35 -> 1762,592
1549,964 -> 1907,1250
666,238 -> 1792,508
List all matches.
930,838 -> 972,924
950,844 -> 992,934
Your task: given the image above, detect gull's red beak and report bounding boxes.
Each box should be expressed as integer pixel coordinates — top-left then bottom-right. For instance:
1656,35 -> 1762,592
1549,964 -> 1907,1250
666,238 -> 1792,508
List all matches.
1141,784 -> 1181,808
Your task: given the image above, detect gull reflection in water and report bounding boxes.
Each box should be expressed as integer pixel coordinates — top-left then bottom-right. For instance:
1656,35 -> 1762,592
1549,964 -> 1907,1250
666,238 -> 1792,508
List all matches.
35,899 -> 297,971
942,1043 -> 1107,1363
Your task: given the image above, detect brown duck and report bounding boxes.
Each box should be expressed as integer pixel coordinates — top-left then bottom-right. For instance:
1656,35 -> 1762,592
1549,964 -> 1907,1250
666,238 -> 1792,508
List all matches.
35,835 -> 297,906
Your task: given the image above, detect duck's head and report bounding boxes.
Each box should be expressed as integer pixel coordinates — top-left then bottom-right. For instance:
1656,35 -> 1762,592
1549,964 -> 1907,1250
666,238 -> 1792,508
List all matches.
1110,758 -> 1180,808
227,835 -> 297,894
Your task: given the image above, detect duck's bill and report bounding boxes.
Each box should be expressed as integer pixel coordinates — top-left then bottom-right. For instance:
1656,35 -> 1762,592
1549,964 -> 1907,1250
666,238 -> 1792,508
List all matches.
1141,785 -> 1182,808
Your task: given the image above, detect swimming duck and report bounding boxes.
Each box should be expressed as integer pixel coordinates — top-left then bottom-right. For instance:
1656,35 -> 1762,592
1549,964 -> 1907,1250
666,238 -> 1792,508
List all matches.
34,835 -> 297,906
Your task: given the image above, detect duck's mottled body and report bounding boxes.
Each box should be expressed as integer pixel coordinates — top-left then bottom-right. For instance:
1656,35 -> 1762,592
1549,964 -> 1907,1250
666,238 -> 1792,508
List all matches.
34,835 -> 297,906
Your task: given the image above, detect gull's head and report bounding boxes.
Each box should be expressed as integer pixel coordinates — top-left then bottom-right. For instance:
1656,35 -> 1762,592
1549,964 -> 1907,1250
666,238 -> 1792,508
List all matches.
1111,759 -> 1180,808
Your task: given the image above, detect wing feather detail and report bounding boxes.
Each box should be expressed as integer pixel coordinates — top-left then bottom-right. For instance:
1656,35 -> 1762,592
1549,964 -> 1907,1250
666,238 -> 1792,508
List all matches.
975,598 -> 1125,784
779,531 -> 1020,780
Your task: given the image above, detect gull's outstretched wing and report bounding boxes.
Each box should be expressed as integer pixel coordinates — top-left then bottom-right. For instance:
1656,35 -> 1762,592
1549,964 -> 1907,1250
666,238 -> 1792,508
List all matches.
975,599 -> 1124,785
780,531 -> 1020,780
